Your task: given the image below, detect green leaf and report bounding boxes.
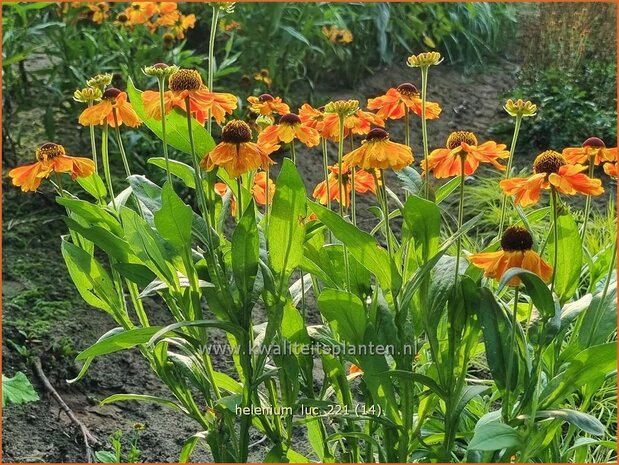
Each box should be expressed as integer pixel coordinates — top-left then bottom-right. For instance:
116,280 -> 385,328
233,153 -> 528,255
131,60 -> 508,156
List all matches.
94,451 -> 118,463
577,282 -> 617,349
435,176 -> 462,203
499,268 -> 556,319
100,393 -> 186,412
264,444 -> 310,463
148,157 -> 196,188
267,159 -> 306,284
474,287 -> 518,391
127,79 -> 215,157
148,320 -> 244,346
548,211 -> 582,303
179,432 -> 207,463
317,289 -> 367,345
402,194 -> 440,262
468,422 -> 522,451
76,172 -> 107,200
395,166 -> 423,196
56,197 -> 121,235
2,372 -> 39,407
309,201 -> 401,296
232,200 -> 259,301
154,183 -> 193,252
541,342 -> 616,407
63,218 -> 136,263
76,327 -> 163,361
533,409 -> 605,436
61,239 -> 120,315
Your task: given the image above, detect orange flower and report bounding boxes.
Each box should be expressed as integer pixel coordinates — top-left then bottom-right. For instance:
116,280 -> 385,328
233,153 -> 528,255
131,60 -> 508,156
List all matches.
8,143 -> 95,192
312,163 -> 375,208
342,128 -> 413,171
142,69 -> 237,124
469,226 -> 553,286
367,83 -> 441,121
247,94 -> 289,116
562,137 -> 617,166
201,120 -> 275,177
124,2 -> 157,25
258,113 -> 320,148
87,2 -> 109,24
251,171 -> 275,206
168,13 -> 196,39
78,87 -> 141,128
319,109 -> 385,141
215,171 -> 275,216
298,103 -> 325,131
349,364 -> 363,375
500,150 -> 604,207
423,131 -> 509,178
604,162 -> 617,178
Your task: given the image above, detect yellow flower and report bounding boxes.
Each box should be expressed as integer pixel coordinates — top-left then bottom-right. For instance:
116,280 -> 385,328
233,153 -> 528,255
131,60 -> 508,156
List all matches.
407,51 -> 442,68
321,25 -> 353,44
504,99 -> 537,118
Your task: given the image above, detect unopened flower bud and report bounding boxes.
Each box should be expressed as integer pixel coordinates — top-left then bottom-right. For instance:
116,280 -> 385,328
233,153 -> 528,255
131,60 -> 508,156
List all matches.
142,63 -> 179,79
86,73 -> 113,91
504,99 -> 537,118
324,99 -> 359,117
73,86 -> 102,103
407,51 -> 442,68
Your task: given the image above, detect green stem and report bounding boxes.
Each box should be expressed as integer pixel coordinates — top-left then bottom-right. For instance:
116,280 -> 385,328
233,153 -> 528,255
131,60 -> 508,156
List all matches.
454,156 -> 466,282
403,107 -> 410,148
321,137 -> 330,211
290,139 -> 296,164
157,76 -> 173,187
580,157 -> 595,241
420,66 -> 430,199
87,101 -> 98,174
349,134 -> 357,225
379,170 -> 393,257
498,115 -> 523,238
206,6 -> 220,135
337,116 -> 346,219
550,188 -> 559,292
101,123 -> 117,210
236,176 -> 243,221
111,109 -> 131,178
503,286 -> 520,421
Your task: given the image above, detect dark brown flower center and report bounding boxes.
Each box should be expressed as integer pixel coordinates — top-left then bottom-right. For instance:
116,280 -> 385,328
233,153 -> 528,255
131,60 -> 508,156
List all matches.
102,87 -> 122,99
153,62 -> 168,69
279,113 -> 301,125
36,142 -> 65,161
582,137 -> 605,149
117,13 -> 128,22
163,33 -> 174,43
397,82 -> 419,96
169,69 -> 202,92
501,226 -> 533,252
222,120 -> 252,144
366,128 -> 389,141
533,150 -> 566,175
258,93 -> 274,102
446,131 -> 478,150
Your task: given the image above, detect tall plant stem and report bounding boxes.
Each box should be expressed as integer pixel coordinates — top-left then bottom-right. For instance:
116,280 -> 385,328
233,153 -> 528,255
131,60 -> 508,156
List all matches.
378,170 -> 393,257
503,286 -> 520,421
321,138 -> 333,243
87,101 -> 98,174
265,167 -> 271,232
454,156 -> 466,282
337,117 -> 346,219
112,110 -> 132,178
580,157 -> 595,241
236,176 -> 243,221
550,188 -> 559,292
206,5 -> 220,135
101,123 -> 117,210
290,140 -> 296,164
349,134 -> 357,225
403,107 -> 410,148
185,97 -> 212,234
157,76 -> 173,186
498,115 -> 523,238
420,67 -> 430,199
